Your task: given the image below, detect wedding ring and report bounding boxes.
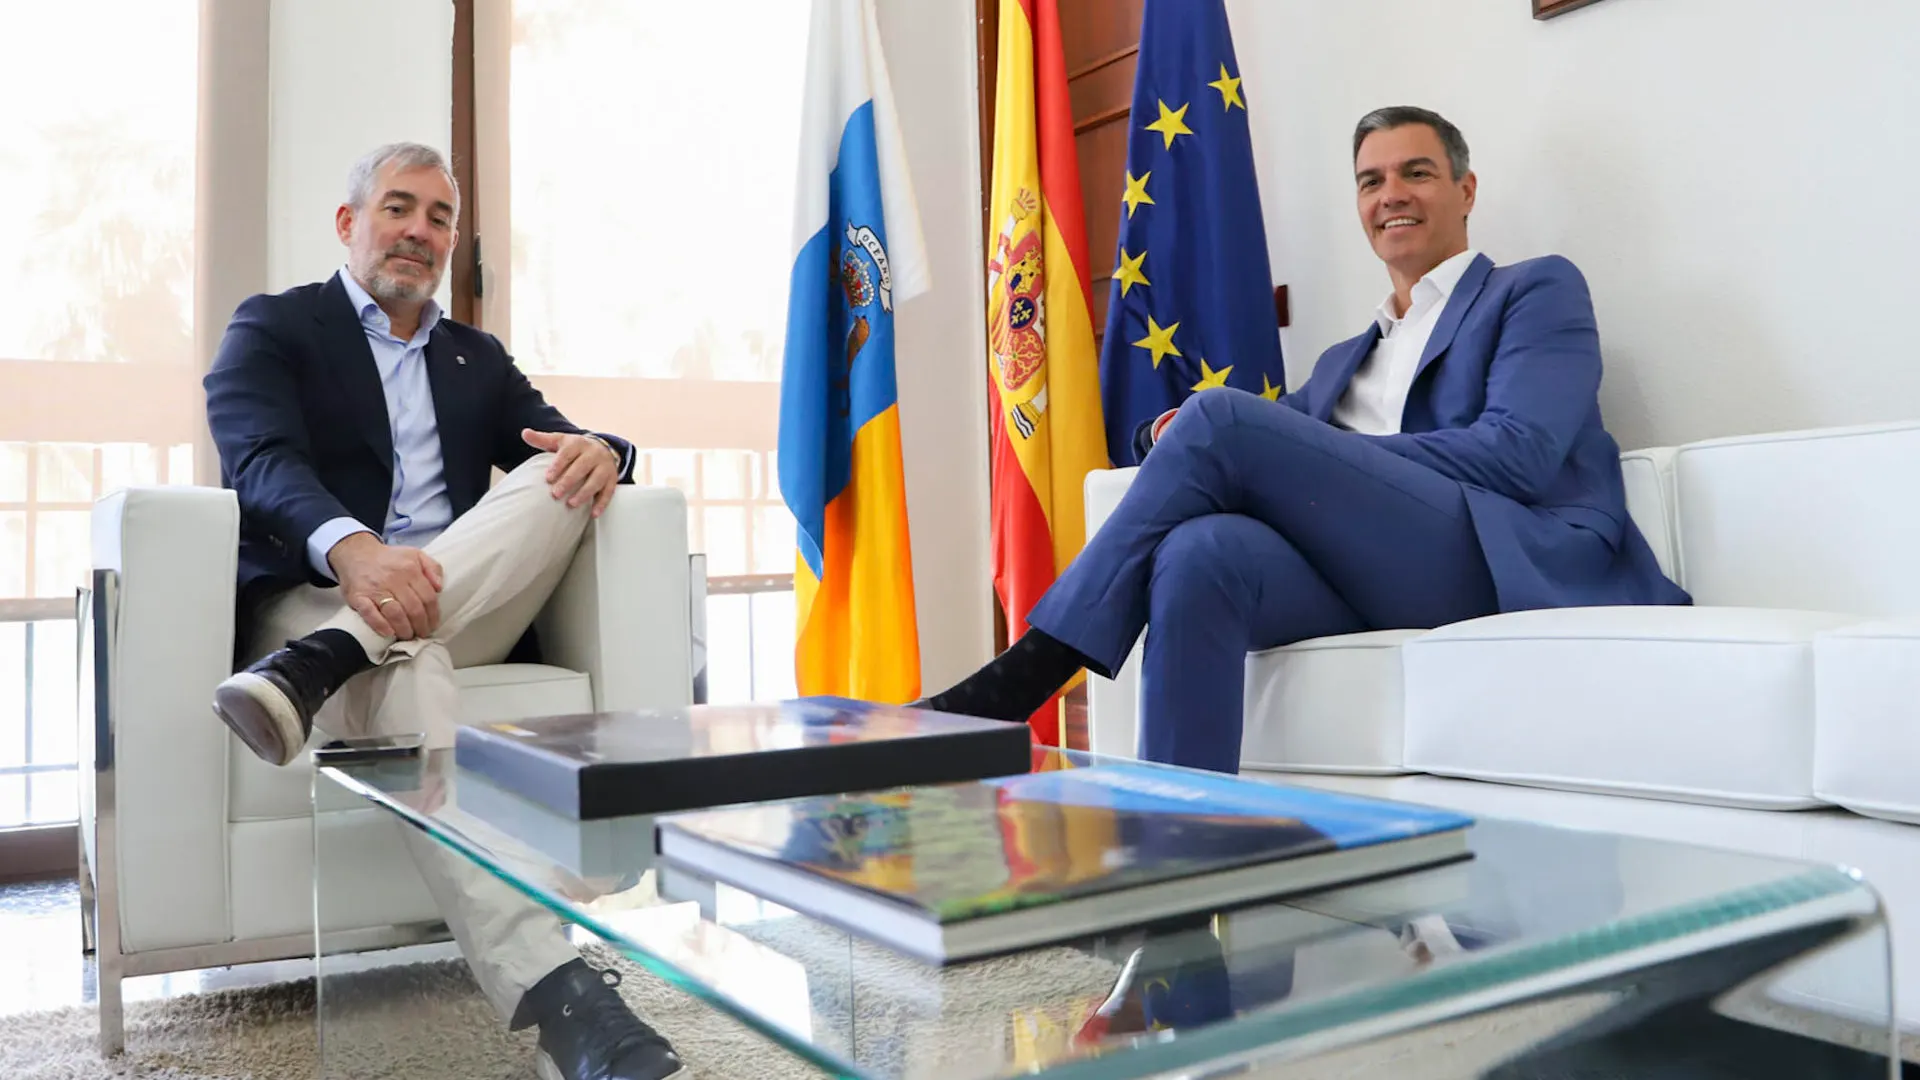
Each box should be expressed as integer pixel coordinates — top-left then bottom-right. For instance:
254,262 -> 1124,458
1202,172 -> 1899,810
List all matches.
376,596 -> 399,607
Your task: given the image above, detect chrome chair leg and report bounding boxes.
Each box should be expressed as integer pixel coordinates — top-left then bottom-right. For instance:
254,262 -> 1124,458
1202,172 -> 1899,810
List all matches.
77,825 -> 96,958
84,571 -> 126,1057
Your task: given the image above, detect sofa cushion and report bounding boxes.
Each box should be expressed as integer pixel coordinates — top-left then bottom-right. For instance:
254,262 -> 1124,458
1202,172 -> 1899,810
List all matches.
1403,607 -> 1862,808
1243,630 -> 1421,774
1675,422 -> 1920,613
451,663 -> 595,725
1814,618 -> 1920,825
230,663 -> 594,823
230,812 -> 442,941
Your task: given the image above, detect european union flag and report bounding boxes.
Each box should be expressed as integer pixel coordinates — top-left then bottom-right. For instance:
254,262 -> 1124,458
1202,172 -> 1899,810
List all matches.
1097,0 -> 1284,466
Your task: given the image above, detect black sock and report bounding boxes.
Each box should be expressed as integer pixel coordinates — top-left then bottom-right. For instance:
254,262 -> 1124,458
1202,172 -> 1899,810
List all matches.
925,628 -> 1087,722
302,627 -> 374,681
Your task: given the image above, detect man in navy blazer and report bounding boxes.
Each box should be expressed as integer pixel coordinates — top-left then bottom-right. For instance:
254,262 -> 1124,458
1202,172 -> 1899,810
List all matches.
202,144 -> 684,1080
923,107 -> 1689,772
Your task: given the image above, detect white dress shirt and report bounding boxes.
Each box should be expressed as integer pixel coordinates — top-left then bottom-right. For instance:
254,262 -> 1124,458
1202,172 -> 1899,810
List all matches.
305,268 -> 455,580
1331,249 -> 1480,436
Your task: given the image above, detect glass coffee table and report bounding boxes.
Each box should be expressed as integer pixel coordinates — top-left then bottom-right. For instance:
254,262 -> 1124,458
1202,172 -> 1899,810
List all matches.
314,743 -> 1897,1079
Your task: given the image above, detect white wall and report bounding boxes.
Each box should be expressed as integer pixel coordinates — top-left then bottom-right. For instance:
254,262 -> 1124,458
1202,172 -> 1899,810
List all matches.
267,0 -> 454,293
1227,0 -> 1920,451
877,0 -> 996,690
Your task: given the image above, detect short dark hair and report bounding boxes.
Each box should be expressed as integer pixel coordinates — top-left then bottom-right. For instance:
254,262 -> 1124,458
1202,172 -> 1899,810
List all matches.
1352,107 -> 1470,181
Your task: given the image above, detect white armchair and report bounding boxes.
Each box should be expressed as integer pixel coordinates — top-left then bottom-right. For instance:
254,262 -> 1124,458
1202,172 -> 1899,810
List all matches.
79,484 -> 694,1054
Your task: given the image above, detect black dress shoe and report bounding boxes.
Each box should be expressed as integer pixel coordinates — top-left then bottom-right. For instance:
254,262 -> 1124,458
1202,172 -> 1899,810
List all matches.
521,959 -> 687,1080
211,629 -> 368,767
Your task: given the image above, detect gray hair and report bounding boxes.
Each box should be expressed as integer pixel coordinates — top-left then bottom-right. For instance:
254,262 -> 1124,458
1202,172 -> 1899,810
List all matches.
1352,107 -> 1470,181
345,142 -> 460,215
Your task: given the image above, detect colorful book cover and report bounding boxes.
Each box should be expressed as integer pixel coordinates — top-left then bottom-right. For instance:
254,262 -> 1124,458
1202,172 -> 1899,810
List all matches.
657,764 -> 1471,924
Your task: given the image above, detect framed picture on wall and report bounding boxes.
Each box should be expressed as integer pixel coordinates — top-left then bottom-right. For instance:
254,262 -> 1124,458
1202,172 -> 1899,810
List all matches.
1534,0 -> 1608,18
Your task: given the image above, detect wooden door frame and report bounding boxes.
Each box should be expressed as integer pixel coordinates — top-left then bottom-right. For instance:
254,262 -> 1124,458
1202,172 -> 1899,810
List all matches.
451,0 -> 479,326
976,0 -> 999,260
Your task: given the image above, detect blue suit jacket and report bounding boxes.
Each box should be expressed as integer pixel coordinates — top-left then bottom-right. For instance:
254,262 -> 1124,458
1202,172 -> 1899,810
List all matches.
1284,254 -> 1689,612
203,273 -> 634,636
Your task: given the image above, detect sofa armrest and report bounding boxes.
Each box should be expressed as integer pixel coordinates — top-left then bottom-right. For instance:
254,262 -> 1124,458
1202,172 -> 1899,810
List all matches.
1619,446 -> 1679,584
89,486 -> 241,951
1085,467 -> 1138,537
536,486 -> 693,713
1084,468 -> 1142,758
1672,420 -> 1920,613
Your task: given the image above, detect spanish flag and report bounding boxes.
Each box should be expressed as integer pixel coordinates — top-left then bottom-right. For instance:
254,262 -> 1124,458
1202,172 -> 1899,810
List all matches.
986,0 -> 1109,745
779,0 -> 930,702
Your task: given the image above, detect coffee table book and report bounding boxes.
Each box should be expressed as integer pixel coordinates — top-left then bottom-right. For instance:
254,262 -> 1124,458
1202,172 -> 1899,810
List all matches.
656,763 -> 1473,962
452,698 -> 1033,819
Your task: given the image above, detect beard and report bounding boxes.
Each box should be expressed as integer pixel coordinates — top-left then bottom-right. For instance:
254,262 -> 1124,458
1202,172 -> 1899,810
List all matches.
354,241 -> 442,304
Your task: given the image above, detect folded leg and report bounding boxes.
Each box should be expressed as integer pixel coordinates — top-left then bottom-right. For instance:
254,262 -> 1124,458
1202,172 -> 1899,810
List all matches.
1032,389 -> 1497,678
1139,514 -> 1366,772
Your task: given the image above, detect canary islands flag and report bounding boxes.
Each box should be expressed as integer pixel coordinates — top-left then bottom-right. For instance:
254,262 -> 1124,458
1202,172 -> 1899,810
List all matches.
1098,0 -> 1284,465
778,0 -> 930,702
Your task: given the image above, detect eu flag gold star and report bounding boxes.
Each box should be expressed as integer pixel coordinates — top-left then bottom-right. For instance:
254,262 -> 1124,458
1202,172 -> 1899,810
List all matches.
1121,171 -> 1154,218
1133,316 -> 1181,369
1145,100 -> 1193,150
1192,358 -> 1233,392
1113,249 -> 1150,297
1208,65 -> 1245,111
1260,374 -> 1283,400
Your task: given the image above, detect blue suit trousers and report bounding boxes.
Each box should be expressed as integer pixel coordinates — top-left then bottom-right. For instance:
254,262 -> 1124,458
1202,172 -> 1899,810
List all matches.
1027,390 -> 1503,773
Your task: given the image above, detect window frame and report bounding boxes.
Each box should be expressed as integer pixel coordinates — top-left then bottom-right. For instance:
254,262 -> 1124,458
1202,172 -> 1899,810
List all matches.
0,0 -> 209,871
456,0 -> 795,595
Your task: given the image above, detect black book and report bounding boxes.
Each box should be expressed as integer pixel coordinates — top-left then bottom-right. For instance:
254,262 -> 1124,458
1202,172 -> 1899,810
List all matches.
452,697 -> 1033,819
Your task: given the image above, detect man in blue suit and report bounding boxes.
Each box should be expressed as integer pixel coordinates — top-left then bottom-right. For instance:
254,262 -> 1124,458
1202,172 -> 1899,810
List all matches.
925,107 -> 1690,772
202,143 -> 684,1080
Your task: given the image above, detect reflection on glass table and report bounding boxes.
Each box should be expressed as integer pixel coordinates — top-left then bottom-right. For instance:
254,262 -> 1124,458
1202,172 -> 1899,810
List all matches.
315,744 -> 1896,1080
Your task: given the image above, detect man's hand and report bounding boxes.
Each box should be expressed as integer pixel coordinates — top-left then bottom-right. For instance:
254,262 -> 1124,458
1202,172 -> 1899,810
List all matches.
327,532 -> 445,641
522,429 -> 620,517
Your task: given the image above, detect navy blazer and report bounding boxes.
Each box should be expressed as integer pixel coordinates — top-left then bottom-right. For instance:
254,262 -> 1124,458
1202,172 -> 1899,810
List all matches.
1284,254 -> 1689,612
204,272 -> 634,632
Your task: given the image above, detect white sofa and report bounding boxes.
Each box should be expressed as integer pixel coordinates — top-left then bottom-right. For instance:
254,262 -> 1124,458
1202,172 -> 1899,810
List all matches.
1087,420 -> 1920,1038
79,485 -> 695,1054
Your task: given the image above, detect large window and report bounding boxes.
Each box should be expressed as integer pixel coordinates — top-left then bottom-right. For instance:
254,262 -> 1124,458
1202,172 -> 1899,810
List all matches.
0,1 -> 200,828
489,0 -> 809,701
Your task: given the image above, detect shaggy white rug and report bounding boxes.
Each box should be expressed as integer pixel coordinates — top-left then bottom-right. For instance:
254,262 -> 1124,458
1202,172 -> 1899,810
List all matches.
0,925 -> 1905,1080
0,928 -> 1124,1080
0,955 -> 1593,1080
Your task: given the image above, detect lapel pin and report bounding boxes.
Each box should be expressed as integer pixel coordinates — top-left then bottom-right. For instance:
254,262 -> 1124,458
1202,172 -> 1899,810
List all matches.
456,355 -> 467,365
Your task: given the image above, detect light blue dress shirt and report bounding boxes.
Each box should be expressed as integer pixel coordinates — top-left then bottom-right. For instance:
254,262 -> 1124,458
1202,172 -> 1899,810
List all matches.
305,269 -> 456,580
